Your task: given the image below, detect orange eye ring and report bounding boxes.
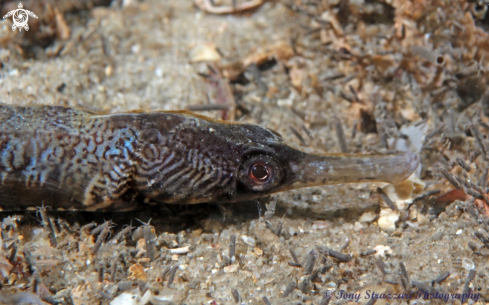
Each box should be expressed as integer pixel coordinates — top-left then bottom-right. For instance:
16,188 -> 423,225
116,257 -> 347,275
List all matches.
249,163 -> 270,182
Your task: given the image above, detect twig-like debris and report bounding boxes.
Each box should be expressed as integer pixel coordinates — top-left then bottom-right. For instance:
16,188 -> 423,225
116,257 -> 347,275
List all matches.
319,265 -> 333,273
399,262 -> 411,291
341,73 -> 357,84
143,224 -> 155,262
58,218 -> 74,235
439,168 -> 461,189
470,150 -> 482,164
167,265 -> 178,288
110,225 -> 133,244
432,271 -> 450,285
275,221 -> 283,237
91,221 -> 110,236
412,281 -> 436,294
322,73 -> 345,81
229,235 -> 236,262
351,120 -> 358,139
377,187 -> 398,211
231,288 -> 240,303
466,203 -> 479,221
291,107 -> 307,121
339,91 -> 355,103
414,118 -> 429,127
456,157 -> 472,172
50,217 -> 60,237
375,259 -> 387,275
413,189 -> 441,203
288,261 -> 302,267
81,222 -> 97,234
303,250 -> 317,275
302,125 -> 314,140
161,265 -> 173,279
348,85 -> 360,102
118,281 -> 136,291
360,249 -> 376,256
333,116 -> 348,153
265,220 -> 282,237
91,221 -> 112,255
7,242 -> 17,264
289,126 -> 307,146
262,296 -> 271,305
282,281 -> 296,298
289,248 -> 300,264
318,246 -> 352,262
468,241 -> 481,253
137,280 -> 148,294
470,124 -> 489,160
298,277 -> 309,293
310,265 -> 332,283
438,154 -> 453,169
474,229 -> 489,247
37,206 -> 57,247
465,187 -> 485,200
98,264 -> 105,283
110,255 -> 120,282
481,168 -> 488,189
309,269 -> 320,282
23,250 -> 35,275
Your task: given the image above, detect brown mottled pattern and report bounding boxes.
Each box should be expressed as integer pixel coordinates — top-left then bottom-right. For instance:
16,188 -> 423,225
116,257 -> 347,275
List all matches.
0,104 -> 243,211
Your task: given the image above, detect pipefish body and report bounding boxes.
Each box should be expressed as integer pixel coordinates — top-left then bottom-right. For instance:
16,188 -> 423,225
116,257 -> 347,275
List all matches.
0,104 -> 420,211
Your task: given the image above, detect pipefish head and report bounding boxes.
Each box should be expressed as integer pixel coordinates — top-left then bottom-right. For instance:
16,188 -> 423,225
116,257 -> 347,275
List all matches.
107,111 -> 419,205
222,122 -> 420,202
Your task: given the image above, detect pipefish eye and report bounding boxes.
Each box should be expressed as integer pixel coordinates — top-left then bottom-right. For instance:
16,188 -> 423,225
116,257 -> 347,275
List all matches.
239,154 -> 282,191
250,163 -> 269,182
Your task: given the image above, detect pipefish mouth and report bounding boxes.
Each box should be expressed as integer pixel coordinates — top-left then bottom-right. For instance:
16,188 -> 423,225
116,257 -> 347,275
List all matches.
0,104 -> 420,212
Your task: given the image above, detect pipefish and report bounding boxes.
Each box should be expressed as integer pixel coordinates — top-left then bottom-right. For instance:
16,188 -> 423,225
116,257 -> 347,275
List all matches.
0,104 -> 419,211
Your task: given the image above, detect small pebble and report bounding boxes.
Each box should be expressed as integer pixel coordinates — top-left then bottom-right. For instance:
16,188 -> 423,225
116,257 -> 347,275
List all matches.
32,228 -> 44,235
223,264 -> 239,273
462,258 -> 475,270
374,245 -> 393,258
359,211 -> 377,223
170,246 -> 190,254
240,235 -> 256,247
354,222 -> 364,232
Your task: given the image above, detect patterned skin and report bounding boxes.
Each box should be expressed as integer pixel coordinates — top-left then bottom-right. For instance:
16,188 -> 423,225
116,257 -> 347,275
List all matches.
0,104 -> 420,211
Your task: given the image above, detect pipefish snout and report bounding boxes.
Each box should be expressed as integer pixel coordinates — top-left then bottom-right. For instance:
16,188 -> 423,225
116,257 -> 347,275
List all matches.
0,104 -> 420,211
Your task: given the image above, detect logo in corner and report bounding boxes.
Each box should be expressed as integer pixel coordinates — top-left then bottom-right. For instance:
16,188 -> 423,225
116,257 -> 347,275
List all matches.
2,3 -> 38,32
